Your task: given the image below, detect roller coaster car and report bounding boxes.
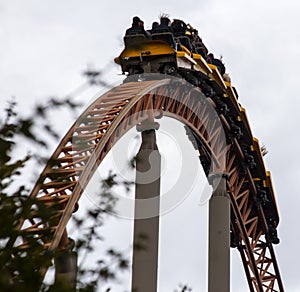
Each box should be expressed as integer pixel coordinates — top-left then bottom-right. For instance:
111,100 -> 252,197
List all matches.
175,36 -> 193,52
250,138 -> 267,179
208,64 -> 227,93
249,138 -> 280,229
256,172 -> 280,244
263,171 -> 280,228
114,33 -> 211,76
151,32 -> 177,49
236,107 -> 253,145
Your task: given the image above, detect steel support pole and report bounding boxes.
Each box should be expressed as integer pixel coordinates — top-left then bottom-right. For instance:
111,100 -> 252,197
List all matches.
54,234 -> 77,290
131,128 -> 161,292
208,174 -> 230,292
54,251 -> 77,289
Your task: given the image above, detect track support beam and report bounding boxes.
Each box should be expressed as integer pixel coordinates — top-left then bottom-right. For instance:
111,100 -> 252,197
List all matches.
131,125 -> 161,292
208,174 -> 230,292
54,232 -> 77,290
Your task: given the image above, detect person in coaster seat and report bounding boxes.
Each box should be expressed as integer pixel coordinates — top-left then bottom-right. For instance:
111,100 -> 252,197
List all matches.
125,16 -> 150,38
152,16 -> 173,34
148,21 -> 159,34
151,15 -> 177,49
207,53 -> 226,76
171,19 -> 188,37
171,19 -> 193,52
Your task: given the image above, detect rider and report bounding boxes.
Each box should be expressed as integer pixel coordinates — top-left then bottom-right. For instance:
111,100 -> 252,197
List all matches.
125,16 -> 150,38
171,19 -> 188,37
151,15 -> 173,34
208,53 -> 226,76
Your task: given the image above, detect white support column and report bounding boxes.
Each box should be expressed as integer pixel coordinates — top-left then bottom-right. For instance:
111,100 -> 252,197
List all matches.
131,125 -> 161,292
208,174 -> 230,292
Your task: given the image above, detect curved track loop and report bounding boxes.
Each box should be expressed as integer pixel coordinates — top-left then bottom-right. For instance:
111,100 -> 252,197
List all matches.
10,78 -> 283,291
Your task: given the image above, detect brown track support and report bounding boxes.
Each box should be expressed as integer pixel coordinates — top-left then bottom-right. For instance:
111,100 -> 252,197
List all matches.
7,78 -> 283,291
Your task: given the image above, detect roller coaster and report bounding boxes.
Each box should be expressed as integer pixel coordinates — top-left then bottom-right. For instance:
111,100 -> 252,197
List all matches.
4,19 -> 283,291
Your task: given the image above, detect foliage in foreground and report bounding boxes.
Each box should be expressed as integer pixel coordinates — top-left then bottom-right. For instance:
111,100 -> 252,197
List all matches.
0,99 -> 129,291
0,98 -> 192,292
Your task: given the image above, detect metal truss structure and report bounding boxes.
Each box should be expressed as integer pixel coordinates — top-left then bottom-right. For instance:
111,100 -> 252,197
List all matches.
6,76 -> 283,291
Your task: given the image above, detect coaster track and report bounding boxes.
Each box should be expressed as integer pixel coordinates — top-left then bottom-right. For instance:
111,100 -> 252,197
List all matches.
6,70 -> 283,291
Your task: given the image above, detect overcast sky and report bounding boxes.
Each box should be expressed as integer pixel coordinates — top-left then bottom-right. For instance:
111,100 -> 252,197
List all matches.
1,0 -> 300,291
